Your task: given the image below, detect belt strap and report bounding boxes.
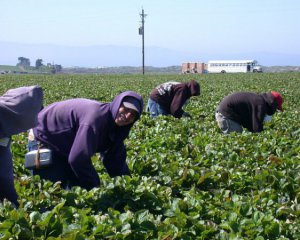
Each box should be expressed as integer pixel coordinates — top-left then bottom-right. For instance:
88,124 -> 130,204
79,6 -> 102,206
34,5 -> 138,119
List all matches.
34,142 -> 41,169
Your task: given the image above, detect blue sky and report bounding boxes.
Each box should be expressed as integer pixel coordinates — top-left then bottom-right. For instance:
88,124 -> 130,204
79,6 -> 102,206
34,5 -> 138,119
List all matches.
1,0 -> 300,67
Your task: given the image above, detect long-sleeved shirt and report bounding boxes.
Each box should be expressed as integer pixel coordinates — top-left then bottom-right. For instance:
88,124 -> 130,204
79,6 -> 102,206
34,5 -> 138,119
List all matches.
0,86 -> 43,138
217,92 -> 278,132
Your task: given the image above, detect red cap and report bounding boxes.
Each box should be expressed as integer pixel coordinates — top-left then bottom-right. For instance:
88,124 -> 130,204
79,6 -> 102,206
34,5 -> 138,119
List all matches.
271,91 -> 283,111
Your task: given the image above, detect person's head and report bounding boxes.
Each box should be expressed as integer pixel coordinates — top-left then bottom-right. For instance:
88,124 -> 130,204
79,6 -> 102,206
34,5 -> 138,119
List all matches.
110,91 -> 143,128
187,80 -> 200,96
115,96 -> 142,127
271,91 -> 283,112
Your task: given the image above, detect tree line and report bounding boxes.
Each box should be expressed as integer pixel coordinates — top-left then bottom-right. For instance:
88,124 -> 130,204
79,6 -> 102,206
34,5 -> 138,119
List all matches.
17,57 -> 62,73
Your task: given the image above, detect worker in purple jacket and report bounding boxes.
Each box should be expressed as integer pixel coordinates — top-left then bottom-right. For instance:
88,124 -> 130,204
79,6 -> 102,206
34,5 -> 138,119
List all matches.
147,80 -> 200,118
215,91 -> 283,134
27,91 -> 143,190
0,86 -> 43,207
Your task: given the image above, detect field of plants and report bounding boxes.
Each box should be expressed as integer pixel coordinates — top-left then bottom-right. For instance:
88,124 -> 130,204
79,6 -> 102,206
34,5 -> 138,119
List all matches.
0,72 -> 300,239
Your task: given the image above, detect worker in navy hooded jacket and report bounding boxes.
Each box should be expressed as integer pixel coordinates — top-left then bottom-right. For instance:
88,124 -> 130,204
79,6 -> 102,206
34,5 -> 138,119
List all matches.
0,86 -> 43,207
147,80 -> 200,118
215,91 -> 283,134
27,91 -> 143,191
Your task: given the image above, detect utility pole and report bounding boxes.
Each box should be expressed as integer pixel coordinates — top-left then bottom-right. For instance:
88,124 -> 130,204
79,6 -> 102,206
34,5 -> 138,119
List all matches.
139,8 -> 147,75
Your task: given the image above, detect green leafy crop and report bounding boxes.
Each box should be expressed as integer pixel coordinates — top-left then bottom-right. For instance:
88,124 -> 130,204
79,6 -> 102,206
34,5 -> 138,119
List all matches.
0,72 -> 299,239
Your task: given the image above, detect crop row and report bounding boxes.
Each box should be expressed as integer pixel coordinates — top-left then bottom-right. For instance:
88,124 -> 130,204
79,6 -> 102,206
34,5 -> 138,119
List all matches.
0,72 -> 299,239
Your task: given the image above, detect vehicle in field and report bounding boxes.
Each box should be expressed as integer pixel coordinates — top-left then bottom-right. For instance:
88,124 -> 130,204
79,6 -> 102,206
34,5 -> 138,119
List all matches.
207,60 -> 262,73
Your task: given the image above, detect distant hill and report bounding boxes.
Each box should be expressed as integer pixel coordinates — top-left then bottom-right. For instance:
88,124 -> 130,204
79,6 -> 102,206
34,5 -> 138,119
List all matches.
1,64 -> 300,74
261,66 -> 300,73
61,66 -> 182,74
62,66 -> 300,74
1,41 -> 300,67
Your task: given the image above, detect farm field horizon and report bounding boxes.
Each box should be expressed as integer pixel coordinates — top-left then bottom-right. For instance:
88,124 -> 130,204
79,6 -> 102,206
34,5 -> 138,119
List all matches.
0,72 -> 300,239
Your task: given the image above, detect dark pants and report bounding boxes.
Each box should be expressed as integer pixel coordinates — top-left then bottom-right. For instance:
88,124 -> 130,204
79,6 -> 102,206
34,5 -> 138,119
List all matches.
27,139 -> 80,189
0,142 -> 19,207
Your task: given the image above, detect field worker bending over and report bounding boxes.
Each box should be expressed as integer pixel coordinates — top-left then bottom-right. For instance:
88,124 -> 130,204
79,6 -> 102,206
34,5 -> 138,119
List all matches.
0,86 -> 43,207
215,91 -> 283,134
147,80 -> 200,118
27,91 -> 143,190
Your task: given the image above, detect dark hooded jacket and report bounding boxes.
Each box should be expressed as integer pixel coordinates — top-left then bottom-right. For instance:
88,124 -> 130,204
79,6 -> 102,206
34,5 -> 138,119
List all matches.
0,85 -> 43,206
0,86 -> 43,138
149,80 -> 200,118
33,91 -> 143,190
217,92 -> 278,132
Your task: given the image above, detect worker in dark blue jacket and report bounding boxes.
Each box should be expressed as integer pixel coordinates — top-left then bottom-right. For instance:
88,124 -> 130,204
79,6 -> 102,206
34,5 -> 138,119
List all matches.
28,91 -> 143,190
